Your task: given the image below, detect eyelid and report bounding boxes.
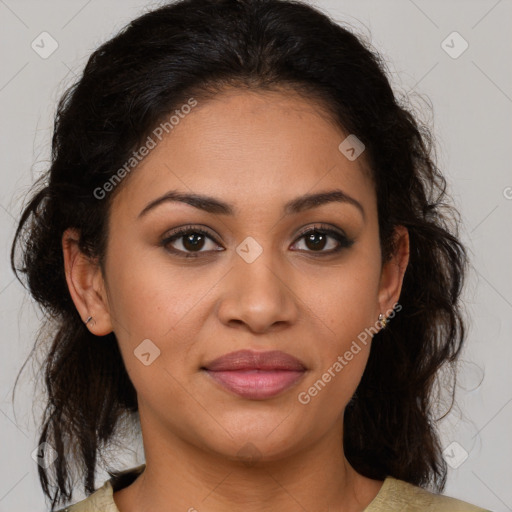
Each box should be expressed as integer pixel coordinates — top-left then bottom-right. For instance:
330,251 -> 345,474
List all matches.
294,223 -> 347,240
161,223 -> 354,258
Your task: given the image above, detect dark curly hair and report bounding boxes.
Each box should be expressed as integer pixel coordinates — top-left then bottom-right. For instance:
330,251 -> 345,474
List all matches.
10,0 -> 469,510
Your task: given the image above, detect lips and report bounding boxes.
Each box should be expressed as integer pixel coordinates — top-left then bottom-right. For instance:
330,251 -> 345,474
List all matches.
203,349 -> 306,372
202,349 -> 307,400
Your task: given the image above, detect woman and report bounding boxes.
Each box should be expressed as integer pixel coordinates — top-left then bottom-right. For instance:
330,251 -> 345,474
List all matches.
11,0 -> 492,510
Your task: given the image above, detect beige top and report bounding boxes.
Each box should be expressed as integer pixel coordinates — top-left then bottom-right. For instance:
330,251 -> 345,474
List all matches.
57,464 -> 491,512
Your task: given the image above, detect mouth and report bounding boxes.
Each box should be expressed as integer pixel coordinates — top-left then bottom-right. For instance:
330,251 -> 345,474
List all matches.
201,349 -> 307,400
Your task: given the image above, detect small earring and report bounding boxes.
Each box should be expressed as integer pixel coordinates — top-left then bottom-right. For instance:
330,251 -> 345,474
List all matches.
378,313 -> 388,329
85,316 -> 95,327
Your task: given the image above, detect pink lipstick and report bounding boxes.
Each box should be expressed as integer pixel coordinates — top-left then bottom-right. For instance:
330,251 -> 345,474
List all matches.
202,349 -> 306,400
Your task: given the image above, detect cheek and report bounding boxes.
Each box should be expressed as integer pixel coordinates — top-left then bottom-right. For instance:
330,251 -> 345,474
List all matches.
294,254 -> 380,404
299,257 -> 381,339
105,243 -> 209,338
297,286 -> 375,419
308,284 -> 374,392
103,246 -> 206,384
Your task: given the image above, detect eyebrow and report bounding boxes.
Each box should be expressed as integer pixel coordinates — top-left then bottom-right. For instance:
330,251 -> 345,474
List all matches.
138,188 -> 365,221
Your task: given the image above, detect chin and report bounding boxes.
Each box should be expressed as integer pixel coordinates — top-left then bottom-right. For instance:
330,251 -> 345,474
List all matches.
198,416 -> 311,464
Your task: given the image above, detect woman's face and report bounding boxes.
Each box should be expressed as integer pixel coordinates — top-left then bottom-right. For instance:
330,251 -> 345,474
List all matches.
67,88 -> 408,462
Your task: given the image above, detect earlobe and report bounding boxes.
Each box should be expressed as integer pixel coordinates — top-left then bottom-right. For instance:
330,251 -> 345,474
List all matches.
377,225 -> 410,319
62,228 -> 113,336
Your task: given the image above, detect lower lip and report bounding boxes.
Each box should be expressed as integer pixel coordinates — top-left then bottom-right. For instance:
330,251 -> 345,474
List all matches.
204,369 -> 305,400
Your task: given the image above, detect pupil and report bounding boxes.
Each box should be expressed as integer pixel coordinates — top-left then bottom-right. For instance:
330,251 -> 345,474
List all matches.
306,231 -> 326,251
184,233 -> 204,251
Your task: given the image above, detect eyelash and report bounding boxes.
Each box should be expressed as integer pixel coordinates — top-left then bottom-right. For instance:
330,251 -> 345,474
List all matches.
161,224 -> 355,259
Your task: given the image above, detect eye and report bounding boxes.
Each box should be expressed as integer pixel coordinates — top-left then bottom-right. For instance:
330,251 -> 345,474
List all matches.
291,224 -> 354,255
161,226 -> 223,258
161,223 -> 354,259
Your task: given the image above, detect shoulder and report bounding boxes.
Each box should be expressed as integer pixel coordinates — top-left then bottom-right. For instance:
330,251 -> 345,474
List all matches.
54,481 -> 116,512
54,463 -> 145,512
365,476 -> 492,512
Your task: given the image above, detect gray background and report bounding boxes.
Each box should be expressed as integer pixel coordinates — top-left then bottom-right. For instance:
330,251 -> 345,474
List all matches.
1,0 -> 511,510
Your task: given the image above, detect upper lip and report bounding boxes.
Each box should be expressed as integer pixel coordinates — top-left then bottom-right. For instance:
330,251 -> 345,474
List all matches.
202,349 -> 306,371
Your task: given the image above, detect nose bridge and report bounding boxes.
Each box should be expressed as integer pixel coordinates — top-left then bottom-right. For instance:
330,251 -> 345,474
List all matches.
217,238 -> 298,332
234,239 -> 288,302
236,246 -> 284,295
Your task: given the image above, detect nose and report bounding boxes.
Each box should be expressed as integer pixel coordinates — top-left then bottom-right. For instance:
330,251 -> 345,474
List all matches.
215,248 -> 299,334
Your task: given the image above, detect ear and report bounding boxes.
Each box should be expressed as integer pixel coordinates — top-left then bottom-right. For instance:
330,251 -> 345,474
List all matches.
376,225 -> 410,320
62,228 -> 113,336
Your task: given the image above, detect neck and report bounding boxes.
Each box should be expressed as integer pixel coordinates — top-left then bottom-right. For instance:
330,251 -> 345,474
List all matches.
113,411 -> 383,512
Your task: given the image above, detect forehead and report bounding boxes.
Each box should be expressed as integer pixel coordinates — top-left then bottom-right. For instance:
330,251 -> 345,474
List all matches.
111,88 -> 375,218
